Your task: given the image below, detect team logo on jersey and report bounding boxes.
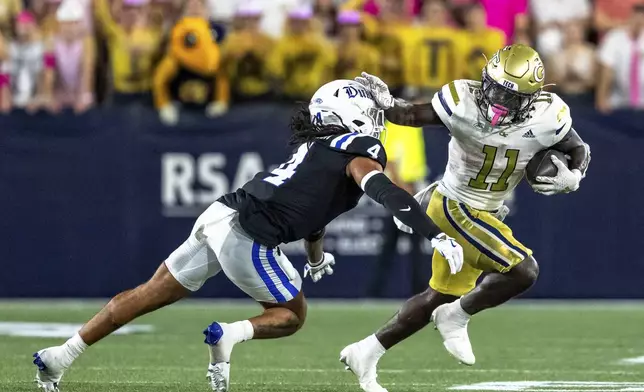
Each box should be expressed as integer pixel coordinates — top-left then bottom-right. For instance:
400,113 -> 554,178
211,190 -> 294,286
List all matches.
522,130 -> 535,138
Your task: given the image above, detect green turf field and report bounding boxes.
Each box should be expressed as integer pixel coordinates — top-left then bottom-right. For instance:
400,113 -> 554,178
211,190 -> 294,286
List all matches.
1,300 -> 644,392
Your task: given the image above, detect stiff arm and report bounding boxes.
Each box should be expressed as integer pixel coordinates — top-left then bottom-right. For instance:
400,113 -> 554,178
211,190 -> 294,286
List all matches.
346,156 -> 442,240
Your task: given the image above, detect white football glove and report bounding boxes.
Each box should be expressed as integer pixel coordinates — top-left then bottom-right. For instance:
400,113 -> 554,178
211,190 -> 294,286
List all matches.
303,253 -> 335,283
532,155 -> 582,196
431,233 -> 464,275
354,72 -> 396,109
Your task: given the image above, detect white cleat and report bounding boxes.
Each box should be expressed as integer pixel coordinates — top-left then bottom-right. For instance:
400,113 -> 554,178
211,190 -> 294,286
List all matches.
340,342 -> 388,392
204,322 -> 236,392
33,348 -> 68,391
431,303 -> 476,366
207,362 -> 230,392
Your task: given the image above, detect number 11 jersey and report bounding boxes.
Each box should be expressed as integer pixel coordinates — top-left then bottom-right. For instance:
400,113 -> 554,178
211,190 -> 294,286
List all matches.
432,79 -> 573,211
219,133 -> 387,248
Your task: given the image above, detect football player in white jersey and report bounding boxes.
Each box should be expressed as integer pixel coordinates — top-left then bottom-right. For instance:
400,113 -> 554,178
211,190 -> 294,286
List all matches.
340,44 -> 591,392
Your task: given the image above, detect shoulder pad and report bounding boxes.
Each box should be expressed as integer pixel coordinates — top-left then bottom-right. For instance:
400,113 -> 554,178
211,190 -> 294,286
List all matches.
533,92 -> 572,145
431,79 -> 475,129
326,133 -> 387,168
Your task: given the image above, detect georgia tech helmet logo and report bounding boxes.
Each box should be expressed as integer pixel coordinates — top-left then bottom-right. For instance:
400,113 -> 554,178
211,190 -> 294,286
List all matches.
533,64 -> 545,82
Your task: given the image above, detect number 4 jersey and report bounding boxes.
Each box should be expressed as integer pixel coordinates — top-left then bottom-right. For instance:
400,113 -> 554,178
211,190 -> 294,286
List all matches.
432,79 -> 573,211
219,133 -> 387,248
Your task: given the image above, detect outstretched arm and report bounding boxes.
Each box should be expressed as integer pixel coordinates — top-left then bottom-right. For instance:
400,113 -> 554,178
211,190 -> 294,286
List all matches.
385,101 -> 444,127
347,157 -> 463,274
355,72 -> 445,127
347,157 -> 442,240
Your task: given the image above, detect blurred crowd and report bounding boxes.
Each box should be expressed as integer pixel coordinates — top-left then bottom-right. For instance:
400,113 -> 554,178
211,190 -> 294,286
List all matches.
0,0 -> 642,123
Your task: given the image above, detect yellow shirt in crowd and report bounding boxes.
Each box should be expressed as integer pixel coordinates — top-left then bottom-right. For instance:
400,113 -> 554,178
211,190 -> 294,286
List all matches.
0,0 -> 21,38
371,24 -> 414,90
463,28 -> 506,81
95,0 -> 161,94
405,26 -> 468,91
268,32 -> 335,99
223,31 -> 275,98
383,121 -> 427,184
334,41 -> 379,81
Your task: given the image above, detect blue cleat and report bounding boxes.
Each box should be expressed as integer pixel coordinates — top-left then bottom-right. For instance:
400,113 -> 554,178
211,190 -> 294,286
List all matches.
203,322 -> 224,346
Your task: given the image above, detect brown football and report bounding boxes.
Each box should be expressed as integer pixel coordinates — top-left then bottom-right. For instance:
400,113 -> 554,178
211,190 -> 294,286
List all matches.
525,149 -> 568,187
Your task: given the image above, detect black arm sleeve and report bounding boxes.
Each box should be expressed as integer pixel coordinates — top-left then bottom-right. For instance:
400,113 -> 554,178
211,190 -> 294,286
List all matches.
385,102 -> 445,128
363,172 -> 441,240
551,128 -> 591,177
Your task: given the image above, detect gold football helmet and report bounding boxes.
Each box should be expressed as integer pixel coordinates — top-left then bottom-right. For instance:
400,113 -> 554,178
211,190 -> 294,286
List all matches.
478,44 -> 545,125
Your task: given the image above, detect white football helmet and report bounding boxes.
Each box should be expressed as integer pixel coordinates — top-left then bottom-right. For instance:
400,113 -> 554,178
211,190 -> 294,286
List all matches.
309,80 -> 385,140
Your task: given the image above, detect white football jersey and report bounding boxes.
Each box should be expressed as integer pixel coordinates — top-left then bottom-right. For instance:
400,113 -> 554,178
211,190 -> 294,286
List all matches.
431,79 -> 573,211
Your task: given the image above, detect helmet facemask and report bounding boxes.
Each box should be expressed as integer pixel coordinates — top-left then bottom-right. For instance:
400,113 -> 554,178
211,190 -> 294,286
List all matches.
360,106 -> 386,140
312,106 -> 385,140
478,69 -> 540,126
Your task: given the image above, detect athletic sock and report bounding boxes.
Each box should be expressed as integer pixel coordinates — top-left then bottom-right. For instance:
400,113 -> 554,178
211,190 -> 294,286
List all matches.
60,333 -> 88,368
451,299 -> 472,320
208,320 -> 254,364
232,320 -> 255,342
362,334 -> 386,359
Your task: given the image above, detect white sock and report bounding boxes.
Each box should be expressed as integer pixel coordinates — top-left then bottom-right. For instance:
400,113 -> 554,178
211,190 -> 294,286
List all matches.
450,299 -> 472,321
60,333 -> 88,368
363,334 -> 386,359
232,320 -> 254,342
209,320 -> 254,364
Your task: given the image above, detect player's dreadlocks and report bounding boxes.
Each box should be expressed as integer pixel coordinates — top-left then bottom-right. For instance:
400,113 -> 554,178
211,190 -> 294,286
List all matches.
289,104 -> 349,145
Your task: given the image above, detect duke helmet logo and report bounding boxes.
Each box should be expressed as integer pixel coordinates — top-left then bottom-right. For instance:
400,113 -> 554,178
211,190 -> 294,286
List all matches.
343,86 -> 374,100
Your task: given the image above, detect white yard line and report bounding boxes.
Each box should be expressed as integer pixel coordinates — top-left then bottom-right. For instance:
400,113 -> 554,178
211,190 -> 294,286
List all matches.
618,356 -> 644,365
461,390 -> 644,392
451,381 -> 644,391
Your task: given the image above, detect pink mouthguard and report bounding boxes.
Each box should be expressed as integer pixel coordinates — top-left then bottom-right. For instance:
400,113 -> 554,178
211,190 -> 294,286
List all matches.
490,105 -> 509,126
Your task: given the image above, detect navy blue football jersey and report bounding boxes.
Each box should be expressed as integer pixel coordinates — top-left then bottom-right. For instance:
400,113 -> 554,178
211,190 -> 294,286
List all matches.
219,132 -> 387,248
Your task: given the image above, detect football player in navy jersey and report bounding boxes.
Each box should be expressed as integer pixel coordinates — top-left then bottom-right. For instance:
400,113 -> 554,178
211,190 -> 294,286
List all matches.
32,80 -> 464,392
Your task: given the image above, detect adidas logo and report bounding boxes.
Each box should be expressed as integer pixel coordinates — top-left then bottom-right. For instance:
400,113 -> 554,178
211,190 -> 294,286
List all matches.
522,130 -> 535,138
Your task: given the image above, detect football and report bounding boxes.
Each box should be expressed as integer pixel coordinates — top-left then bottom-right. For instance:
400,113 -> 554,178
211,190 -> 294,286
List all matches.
525,149 -> 568,187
